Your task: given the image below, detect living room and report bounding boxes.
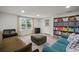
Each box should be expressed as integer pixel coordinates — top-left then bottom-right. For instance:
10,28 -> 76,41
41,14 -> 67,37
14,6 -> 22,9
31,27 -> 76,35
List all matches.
0,6 -> 79,52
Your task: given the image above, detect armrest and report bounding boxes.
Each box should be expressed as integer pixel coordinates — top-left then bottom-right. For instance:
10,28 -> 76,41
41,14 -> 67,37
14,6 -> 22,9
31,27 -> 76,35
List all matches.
32,49 -> 39,52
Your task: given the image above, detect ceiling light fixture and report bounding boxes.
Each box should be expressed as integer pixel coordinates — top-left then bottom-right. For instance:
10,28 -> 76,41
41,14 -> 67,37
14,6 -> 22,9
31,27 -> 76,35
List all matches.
66,6 -> 71,8
21,10 -> 25,13
36,14 -> 40,17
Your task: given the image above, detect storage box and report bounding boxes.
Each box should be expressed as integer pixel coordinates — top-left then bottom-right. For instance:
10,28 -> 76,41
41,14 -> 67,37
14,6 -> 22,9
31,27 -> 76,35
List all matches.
57,27 -> 63,31
57,18 -> 63,22
61,32 -> 68,37
76,16 -> 79,21
63,22 -> 68,26
54,31 -> 58,35
68,28 -> 75,32
68,33 -> 73,36
63,27 -> 68,32
54,22 -> 58,26
76,22 -> 79,27
68,16 -> 76,21
58,31 -> 62,35
58,22 -> 63,26
63,18 -> 68,21
75,28 -> 79,32
55,27 -> 58,30
69,22 -> 75,27
54,19 -> 58,22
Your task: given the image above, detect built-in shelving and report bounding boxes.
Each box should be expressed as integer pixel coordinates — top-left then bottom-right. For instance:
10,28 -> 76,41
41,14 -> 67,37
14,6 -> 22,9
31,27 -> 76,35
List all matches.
53,15 -> 79,37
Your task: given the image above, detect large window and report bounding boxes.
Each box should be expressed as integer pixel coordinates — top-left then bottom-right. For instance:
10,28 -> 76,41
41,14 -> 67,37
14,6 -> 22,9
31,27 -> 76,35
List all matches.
19,17 -> 33,35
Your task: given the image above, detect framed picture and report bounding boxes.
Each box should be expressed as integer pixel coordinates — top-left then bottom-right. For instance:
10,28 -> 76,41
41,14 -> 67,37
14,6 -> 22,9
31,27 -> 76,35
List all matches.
45,19 -> 49,26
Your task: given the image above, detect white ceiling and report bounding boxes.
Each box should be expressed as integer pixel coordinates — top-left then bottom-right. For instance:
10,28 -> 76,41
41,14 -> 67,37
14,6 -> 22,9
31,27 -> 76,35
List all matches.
0,6 -> 79,18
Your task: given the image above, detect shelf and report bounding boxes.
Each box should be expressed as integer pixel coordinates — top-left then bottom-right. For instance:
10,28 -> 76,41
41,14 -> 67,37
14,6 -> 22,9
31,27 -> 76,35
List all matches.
54,26 -> 79,28
54,15 -> 79,19
54,34 -> 61,36
54,21 -> 68,23
54,21 -> 77,23
68,32 -> 74,33
75,32 -> 79,34
68,26 -> 76,28
54,30 -> 75,33
54,30 -> 62,32
54,26 -> 68,27
62,31 -> 68,32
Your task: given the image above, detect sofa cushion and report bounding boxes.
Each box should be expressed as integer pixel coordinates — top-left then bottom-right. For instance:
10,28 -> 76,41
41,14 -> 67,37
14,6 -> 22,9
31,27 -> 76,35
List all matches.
51,42 -> 67,52
57,37 -> 69,45
43,37 -> 69,52
51,37 -> 68,52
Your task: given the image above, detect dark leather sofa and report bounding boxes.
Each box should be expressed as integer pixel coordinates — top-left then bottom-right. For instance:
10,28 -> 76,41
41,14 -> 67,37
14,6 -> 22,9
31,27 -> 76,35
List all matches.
2,29 -> 18,39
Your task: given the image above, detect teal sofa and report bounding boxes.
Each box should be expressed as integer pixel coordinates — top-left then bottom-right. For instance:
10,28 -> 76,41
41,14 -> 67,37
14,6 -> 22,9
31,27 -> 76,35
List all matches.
43,36 -> 69,52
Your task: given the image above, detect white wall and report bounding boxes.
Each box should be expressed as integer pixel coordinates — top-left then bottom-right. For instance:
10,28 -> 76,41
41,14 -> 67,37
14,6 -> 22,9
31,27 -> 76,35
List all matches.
33,18 -> 41,28
29,18 -> 53,36
40,18 -> 53,36
0,12 -> 53,36
0,12 -> 17,32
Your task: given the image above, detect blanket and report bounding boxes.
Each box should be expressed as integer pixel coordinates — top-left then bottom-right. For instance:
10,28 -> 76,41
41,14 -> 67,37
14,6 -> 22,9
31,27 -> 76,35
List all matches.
66,34 -> 79,52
